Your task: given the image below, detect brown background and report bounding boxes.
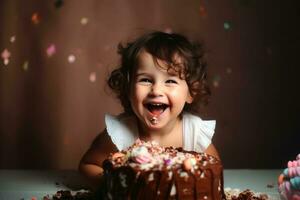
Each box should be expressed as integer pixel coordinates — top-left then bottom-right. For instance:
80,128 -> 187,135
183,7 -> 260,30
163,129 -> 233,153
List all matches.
0,0 -> 298,169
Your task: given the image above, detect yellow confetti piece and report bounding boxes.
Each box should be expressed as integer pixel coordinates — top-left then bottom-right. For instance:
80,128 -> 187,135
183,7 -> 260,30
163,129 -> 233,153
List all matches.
23,61 -> 29,71
80,17 -> 89,25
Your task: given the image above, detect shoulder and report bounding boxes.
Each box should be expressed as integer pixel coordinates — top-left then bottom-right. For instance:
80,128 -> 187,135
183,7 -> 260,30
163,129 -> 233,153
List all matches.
80,129 -> 118,166
183,112 -> 216,128
105,113 -> 138,151
204,143 -> 220,160
182,112 -> 216,152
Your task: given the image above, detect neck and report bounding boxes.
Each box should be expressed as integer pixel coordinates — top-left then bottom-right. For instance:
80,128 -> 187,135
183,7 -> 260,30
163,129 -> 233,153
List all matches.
138,117 -> 182,145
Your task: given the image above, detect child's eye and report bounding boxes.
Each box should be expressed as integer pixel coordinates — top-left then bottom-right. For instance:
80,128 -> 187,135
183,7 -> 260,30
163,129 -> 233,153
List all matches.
166,79 -> 178,84
139,78 -> 152,83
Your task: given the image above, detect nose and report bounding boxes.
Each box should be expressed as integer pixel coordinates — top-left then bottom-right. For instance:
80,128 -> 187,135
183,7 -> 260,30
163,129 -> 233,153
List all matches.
149,83 -> 163,97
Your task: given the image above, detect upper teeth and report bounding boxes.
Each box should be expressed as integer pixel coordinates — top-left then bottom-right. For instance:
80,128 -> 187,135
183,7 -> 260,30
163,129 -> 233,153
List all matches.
151,103 -> 163,106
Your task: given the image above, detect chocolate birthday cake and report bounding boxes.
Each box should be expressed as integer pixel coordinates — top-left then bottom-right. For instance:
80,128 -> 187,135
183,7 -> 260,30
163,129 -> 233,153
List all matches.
99,139 -> 226,199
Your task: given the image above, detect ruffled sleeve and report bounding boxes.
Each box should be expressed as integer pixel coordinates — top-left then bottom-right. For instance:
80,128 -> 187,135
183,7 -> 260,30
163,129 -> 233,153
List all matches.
105,114 -> 138,151
182,113 -> 216,152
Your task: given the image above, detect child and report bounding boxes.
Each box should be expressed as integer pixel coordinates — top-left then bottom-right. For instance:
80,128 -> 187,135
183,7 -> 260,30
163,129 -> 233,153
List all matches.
79,31 -> 220,187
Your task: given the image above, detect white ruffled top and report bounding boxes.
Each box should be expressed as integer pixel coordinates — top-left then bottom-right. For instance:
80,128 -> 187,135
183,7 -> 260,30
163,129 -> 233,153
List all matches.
105,112 -> 216,153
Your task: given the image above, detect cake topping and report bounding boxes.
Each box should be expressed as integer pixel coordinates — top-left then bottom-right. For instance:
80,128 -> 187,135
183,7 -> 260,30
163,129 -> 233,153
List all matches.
130,146 -> 152,164
108,139 -> 220,172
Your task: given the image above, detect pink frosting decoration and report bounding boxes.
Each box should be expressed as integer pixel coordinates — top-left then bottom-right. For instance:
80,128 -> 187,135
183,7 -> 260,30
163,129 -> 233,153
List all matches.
133,155 -> 152,164
288,167 -> 300,178
279,154 -> 300,200
130,146 -> 152,164
289,161 -> 300,168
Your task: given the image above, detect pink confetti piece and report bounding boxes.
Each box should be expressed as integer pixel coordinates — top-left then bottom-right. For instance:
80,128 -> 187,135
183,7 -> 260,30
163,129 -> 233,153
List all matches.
46,44 -> 56,57
68,54 -> 76,63
31,12 -> 40,25
1,49 -> 11,65
89,72 -> 96,82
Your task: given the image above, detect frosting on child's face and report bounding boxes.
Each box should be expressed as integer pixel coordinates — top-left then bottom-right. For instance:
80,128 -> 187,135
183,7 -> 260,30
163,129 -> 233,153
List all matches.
129,51 -> 193,132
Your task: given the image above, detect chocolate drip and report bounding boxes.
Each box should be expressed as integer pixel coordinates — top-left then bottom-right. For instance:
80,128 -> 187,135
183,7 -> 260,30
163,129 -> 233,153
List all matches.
100,145 -> 226,200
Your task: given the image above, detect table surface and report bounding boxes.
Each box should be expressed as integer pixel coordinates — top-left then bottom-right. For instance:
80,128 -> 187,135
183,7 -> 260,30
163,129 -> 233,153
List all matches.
0,169 -> 282,200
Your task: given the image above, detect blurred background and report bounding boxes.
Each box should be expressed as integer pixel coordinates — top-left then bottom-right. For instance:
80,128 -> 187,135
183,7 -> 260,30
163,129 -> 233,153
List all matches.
0,0 -> 298,169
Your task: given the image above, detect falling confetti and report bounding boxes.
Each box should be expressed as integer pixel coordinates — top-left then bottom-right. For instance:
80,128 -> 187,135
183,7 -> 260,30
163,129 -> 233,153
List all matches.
89,72 -> 96,82
31,12 -> 40,25
80,17 -> 89,25
46,44 -> 56,57
226,67 -> 232,74
223,21 -> 232,31
68,54 -> 76,63
1,49 -> 11,65
212,75 -> 221,88
199,5 -> 207,17
164,28 -> 173,34
23,61 -> 29,71
54,0 -> 64,8
10,36 -> 16,43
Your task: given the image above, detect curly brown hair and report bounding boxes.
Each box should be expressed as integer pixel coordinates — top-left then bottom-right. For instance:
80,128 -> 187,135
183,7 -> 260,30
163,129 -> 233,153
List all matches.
107,31 -> 210,114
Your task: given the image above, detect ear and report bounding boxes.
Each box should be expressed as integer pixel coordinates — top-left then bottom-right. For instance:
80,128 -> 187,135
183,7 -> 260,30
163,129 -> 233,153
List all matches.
186,81 -> 200,104
186,93 -> 194,104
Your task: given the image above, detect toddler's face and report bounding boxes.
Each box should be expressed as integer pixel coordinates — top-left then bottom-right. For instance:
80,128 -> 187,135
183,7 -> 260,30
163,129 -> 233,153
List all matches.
129,51 -> 193,131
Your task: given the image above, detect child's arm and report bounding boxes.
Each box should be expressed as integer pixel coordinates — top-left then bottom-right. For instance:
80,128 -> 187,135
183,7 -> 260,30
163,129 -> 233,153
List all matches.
204,143 -> 221,160
78,129 -> 117,188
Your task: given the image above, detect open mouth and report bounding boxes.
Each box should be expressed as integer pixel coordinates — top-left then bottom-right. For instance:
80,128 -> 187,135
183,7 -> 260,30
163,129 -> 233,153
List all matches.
144,103 -> 169,116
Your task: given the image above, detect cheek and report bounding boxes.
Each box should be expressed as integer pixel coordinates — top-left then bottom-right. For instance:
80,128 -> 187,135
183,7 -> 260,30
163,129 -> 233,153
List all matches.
130,85 -> 145,104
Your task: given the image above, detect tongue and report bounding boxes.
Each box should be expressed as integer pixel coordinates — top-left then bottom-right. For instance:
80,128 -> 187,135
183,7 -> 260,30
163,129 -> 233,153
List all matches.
149,108 -> 164,116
